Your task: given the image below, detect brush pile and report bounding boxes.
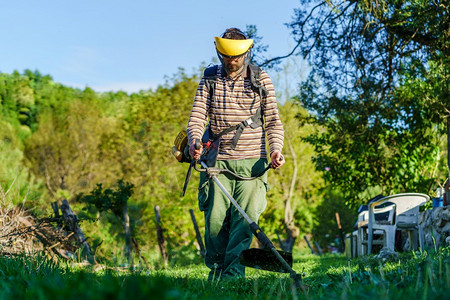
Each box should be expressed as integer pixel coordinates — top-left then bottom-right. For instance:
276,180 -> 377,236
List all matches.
0,201 -> 79,260
0,178 -> 84,260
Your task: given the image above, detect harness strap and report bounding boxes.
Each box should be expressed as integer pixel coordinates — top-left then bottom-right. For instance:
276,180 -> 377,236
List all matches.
203,64 -> 267,149
229,107 -> 262,149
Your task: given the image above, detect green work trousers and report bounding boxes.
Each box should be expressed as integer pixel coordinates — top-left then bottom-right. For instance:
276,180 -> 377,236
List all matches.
198,158 -> 269,279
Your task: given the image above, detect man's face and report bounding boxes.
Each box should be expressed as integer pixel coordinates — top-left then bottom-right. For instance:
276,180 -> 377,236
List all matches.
222,53 -> 246,74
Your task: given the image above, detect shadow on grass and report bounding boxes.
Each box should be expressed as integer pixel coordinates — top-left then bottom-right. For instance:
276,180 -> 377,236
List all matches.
0,253 -> 301,300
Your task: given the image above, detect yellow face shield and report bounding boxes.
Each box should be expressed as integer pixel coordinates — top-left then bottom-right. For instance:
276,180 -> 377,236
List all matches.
214,36 -> 254,58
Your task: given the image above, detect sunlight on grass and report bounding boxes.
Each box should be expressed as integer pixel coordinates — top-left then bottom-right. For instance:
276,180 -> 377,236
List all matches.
0,247 -> 449,299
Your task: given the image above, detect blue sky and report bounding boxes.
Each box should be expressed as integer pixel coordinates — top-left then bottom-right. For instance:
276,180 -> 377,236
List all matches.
0,0 -> 301,93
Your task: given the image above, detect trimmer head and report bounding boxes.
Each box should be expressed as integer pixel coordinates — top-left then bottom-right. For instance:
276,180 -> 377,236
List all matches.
240,248 -> 293,273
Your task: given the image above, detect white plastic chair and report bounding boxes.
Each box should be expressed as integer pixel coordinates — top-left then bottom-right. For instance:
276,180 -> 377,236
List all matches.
356,203 -> 396,256
366,193 -> 429,254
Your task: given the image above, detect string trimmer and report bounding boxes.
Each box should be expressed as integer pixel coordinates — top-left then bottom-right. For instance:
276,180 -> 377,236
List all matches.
187,139 -> 303,288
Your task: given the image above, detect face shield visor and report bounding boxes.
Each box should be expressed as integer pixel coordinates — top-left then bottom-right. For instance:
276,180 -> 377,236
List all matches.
214,36 -> 253,66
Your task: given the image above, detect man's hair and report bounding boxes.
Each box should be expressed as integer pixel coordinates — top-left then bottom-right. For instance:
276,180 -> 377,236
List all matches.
221,28 -> 247,40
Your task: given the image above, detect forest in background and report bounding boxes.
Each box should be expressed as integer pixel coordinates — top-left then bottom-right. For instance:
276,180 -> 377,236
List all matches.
1,0 -> 448,264
0,68 -> 348,262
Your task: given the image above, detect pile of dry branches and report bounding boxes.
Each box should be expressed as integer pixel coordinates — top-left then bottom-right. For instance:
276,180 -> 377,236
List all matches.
0,205 -> 77,258
0,183 -> 78,260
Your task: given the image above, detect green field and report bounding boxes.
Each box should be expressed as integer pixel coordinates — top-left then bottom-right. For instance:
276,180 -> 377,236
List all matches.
1,246 -> 449,300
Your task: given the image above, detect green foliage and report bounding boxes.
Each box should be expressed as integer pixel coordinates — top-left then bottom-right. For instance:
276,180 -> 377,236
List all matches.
0,66 -> 373,258
262,100 -> 327,241
0,68 -> 206,257
24,90 -> 127,198
0,72 -> 34,125
357,0 -> 449,56
81,180 -> 134,217
311,189 -> 357,250
77,180 -> 137,264
0,82 -> 46,209
288,0 -> 447,207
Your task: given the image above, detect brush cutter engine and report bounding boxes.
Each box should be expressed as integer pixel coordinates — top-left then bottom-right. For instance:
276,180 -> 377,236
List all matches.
172,128 -> 220,166
172,130 -> 191,163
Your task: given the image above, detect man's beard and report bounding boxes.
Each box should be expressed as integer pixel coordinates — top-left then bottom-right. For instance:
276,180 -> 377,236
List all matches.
224,60 -> 244,74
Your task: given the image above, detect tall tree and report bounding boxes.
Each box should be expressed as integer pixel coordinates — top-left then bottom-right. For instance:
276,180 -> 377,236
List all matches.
270,0 -> 448,205
25,89 -> 124,198
263,100 -> 326,250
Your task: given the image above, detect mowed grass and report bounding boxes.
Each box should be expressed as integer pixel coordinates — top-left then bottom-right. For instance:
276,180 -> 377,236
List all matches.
0,246 -> 449,300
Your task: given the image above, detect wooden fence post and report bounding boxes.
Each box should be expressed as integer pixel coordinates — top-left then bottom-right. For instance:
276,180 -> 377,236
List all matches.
335,212 -> 345,253
154,205 -> 168,266
122,204 -> 133,266
132,237 -> 150,269
314,241 -> 323,256
303,235 -> 316,255
189,209 -> 205,257
51,201 -> 62,228
60,199 -> 95,264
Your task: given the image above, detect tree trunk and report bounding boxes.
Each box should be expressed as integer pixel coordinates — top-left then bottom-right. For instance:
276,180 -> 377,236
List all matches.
154,205 -> 168,266
444,115 -> 450,205
132,237 -> 150,268
447,115 -> 449,176
314,241 -> 323,255
303,235 -> 316,255
123,204 -> 133,266
278,137 -> 300,252
335,212 -> 345,253
60,199 -> 95,264
446,116 -> 450,205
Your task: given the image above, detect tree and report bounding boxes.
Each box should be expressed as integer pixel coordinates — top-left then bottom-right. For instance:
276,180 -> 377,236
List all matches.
356,0 -> 449,173
0,71 -> 49,209
118,69 -> 205,250
25,90 -> 124,198
80,180 -> 135,264
262,100 -> 327,251
271,0 -> 448,206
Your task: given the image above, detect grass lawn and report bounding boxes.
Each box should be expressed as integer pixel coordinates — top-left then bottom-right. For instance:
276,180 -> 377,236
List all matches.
0,246 -> 449,299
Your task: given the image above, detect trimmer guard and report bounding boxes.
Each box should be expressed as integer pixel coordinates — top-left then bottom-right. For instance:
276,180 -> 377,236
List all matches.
240,248 -> 293,273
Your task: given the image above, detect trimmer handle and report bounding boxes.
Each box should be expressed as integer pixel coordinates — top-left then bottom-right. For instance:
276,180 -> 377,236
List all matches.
181,139 -> 202,197
194,139 -> 202,151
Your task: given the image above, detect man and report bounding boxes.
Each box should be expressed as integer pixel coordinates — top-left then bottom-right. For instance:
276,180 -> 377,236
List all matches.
187,28 -> 284,279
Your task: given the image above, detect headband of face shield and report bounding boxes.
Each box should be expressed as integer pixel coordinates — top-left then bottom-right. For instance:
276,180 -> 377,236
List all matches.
214,36 -> 253,65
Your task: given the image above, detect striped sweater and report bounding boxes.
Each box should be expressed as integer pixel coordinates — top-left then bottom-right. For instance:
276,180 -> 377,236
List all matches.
187,65 -> 284,160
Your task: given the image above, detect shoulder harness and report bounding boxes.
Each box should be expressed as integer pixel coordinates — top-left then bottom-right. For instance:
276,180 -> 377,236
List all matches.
202,64 -> 268,149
